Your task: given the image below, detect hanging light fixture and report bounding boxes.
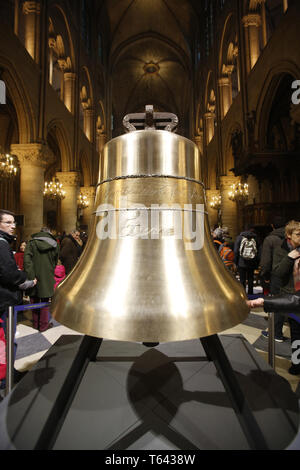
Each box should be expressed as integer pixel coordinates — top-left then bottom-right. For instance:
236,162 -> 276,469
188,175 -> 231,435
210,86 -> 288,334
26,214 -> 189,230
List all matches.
228,182 -> 249,202
78,192 -> 89,209
43,177 -> 66,200
0,152 -> 19,180
210,195 -> 221,210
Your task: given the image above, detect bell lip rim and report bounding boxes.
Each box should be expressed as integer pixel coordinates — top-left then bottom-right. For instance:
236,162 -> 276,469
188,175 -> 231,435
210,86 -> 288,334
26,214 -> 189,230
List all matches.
104,129 -> 199,148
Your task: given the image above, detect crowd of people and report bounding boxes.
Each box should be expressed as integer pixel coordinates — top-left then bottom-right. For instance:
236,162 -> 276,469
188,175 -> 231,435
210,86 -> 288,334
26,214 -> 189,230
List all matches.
1,207 -> 300,394
213,217 -> 300,376
0,209 -> 87,391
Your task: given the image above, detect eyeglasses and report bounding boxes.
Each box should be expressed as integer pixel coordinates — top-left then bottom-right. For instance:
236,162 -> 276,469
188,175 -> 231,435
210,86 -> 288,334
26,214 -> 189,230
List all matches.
0,221 -> 16,226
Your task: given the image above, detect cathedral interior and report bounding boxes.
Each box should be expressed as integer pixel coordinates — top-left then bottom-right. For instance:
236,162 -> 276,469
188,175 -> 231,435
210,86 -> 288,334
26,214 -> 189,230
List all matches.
0,0 -> 299,240
1,0 -> 300,451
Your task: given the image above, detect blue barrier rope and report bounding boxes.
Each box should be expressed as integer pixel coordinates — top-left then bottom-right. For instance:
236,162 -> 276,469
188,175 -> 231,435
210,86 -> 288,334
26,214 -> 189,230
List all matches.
14,302 -> 51,313
287,313 -> 300,324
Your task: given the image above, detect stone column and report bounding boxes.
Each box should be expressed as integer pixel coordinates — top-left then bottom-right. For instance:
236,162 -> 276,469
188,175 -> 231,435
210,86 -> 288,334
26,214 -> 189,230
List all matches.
57,59 -> 67,102
204,112 -> 215,145
10,143 -> 55,239
79,186 -> 96,229
22,1 -> 41,62
242,14 -> 261,71
219,176 -> 239,239
56,171 -> 80,234
206,189 -> 220,229
194,132 -> 204,182
96,131 -> 107,154
261,0 -> 267,47
218,77 -> 232,119
96,131 -> 107,180
64,72 -> 76,114
14,0 -> 19,36
84,108 -> 94,142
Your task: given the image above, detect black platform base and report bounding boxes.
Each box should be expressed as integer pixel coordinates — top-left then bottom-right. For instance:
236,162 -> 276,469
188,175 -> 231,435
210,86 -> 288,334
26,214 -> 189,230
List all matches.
0,334 -> 299,450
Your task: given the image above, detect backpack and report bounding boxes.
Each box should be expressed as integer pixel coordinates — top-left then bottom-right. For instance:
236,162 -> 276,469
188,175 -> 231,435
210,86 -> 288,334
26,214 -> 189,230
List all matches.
239,236 -> 257,260
219,244 -> 235,269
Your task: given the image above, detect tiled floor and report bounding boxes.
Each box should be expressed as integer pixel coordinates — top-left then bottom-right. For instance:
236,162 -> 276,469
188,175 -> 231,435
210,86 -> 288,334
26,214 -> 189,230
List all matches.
12,298 -> 300,397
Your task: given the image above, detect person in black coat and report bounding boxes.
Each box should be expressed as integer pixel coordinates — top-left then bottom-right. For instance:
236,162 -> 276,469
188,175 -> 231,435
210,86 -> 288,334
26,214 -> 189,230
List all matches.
59,229 -> 83,275
234,226 -> 260,295
0,209 -> 36,389
259,216 -> 286,340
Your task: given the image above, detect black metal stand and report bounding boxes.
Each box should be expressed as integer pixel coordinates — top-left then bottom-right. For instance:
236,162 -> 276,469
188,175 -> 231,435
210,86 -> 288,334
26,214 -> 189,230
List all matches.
200,334 -> 268,450
34,334 -> 268,450
34,335 -> 103,450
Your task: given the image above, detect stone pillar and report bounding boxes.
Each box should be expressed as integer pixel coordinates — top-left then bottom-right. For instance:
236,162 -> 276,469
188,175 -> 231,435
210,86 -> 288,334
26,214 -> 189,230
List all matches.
14,0 -> 19,36
194,132 -> 204,181
96,132 -> 107,180
48,37 -> 56,85
219,176 -> 239,239
261,1 -> 267,47
56,171 -> 80,234
57,59 -> 67,102
242,14 -> 261,71
204,112 -> 215,145
10,143 -> 55,239
84,108 -> 94,142
206,189 -> 220,229
22,1 -> 41,62
96,131 -> 107,155
79,186 -> 96,229
63,72 -> 76,114
218,77 -> 232,119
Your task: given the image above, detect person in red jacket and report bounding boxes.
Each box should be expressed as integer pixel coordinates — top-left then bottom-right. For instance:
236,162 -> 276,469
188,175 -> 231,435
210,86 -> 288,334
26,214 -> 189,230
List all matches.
14,241 -> 26,270
54,260 -> 66,290
0,319 -> 6,384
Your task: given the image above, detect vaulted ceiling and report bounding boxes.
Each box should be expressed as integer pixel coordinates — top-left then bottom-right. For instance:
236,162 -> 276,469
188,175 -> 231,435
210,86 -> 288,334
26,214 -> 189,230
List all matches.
99,0 -> 202,136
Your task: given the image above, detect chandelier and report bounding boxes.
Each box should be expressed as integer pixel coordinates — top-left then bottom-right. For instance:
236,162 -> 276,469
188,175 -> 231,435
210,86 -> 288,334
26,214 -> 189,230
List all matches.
228,182 -> 249,202
210,195 -> 221,210
78,192 -> 89,209
0,152 -> 19,179
43,177 -> 66,200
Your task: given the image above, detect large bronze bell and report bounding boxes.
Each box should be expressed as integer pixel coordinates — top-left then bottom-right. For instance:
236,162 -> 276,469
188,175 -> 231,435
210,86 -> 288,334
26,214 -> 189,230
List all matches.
51,108 -> 249,342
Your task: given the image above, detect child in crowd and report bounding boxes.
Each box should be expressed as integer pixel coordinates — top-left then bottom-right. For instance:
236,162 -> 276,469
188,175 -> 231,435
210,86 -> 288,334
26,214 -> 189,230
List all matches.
54,259 -> 66,290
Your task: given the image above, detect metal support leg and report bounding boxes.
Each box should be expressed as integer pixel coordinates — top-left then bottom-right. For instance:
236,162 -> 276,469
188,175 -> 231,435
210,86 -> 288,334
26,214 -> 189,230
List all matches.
268,312 -> 275,368
200,334 -> 268,450
34,335 -> 102,450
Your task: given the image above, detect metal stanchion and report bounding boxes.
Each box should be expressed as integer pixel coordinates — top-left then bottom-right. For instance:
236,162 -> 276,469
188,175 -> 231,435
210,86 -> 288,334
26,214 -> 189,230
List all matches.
4,302 -> 51,397
267,312 -> 275,368
5,306 -> 15,396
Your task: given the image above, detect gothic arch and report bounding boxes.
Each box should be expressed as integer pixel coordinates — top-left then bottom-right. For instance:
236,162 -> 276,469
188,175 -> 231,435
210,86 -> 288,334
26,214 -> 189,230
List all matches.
218,13 -> 235,75
204,71 -> 215,111
46,119 -> 72,171
81,66 -> 94,106
0,56 -> 35,143
49,4 -> 76,70
256,61 -> 300,148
